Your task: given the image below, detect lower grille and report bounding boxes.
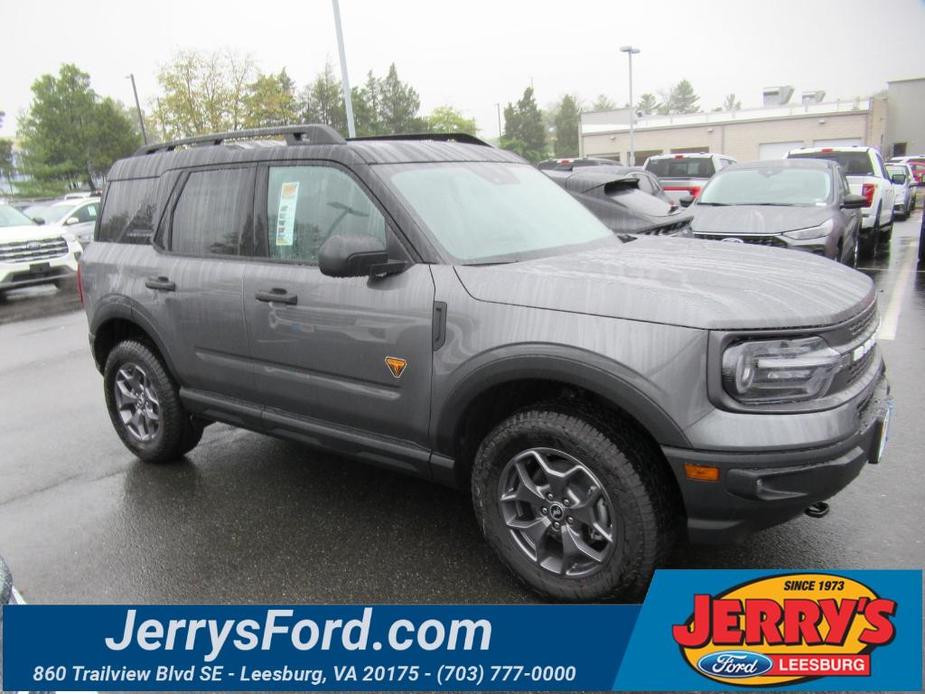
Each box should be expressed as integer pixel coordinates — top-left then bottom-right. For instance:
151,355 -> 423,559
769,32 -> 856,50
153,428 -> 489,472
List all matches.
0,237 -> 69,263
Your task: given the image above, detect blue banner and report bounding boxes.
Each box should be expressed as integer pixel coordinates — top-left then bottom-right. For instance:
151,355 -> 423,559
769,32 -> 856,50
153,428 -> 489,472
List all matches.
2,570 -> 920,691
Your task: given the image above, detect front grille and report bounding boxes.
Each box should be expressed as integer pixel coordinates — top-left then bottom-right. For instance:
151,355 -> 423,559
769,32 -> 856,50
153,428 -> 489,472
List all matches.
0,237 -> 69,263
638,221 -> 689,236
693,233 -> 786,248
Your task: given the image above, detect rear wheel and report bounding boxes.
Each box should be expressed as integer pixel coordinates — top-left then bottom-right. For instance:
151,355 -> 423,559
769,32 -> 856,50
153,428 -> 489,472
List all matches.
471,406 -> 677,601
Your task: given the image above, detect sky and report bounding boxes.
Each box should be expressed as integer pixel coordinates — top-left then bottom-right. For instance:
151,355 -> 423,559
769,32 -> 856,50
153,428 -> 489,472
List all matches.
1,0 -> 924,141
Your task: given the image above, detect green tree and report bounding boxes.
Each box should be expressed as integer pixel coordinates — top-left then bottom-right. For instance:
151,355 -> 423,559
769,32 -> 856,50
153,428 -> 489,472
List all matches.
501,86 -> 546,164
351,71 -> 383,136
0,138 -> 13,194
658,79 -> 699,115
18,64 -> 139,191
244,69 -> 298,128
299,62 -> 346,132
378,64 -> 425,134
426,105 -> 476,134
552,94 -> 580,157
722,93 -> 741,112
637,93 -> 658,115
591,94 -> 617,111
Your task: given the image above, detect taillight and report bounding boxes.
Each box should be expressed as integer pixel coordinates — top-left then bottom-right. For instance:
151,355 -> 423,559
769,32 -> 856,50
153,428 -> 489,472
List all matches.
861,183 -> 876,207
689,186 -> 702,198
77,264 -> 84,305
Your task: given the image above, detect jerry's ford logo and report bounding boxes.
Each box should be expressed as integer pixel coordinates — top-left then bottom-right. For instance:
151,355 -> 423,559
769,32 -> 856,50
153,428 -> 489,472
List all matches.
696,651 -> 773,678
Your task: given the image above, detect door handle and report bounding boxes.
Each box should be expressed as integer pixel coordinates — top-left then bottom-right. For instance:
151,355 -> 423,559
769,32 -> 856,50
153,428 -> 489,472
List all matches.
145,276 -> 176,291
255,288 -> 298,305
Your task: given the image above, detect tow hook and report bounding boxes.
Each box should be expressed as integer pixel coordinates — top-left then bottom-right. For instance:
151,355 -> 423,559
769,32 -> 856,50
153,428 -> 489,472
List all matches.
805,502 -> 830,518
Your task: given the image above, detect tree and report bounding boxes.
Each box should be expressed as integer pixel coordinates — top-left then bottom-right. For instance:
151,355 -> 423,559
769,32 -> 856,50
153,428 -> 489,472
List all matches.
501,86 -> 546,164
552,94 -> 580,157
722,93 -> 741,112
351,71 -> 384,136
591,94 -> 617,111
657,80 -> 700,115
149,49 -> 258,139
378,64 -> 425,134
0,138 -> 13,194
17,64 -> 139,191
299,62 -> 346,132
637,93 -> 658,115
244,69 -> 298,128
426,106 -> 476,134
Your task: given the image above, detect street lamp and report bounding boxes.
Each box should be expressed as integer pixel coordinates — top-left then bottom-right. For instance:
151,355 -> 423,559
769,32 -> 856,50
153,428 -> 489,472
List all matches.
125,74 -> 148,145
331,0 -> 356,138
619,45 -> 640,166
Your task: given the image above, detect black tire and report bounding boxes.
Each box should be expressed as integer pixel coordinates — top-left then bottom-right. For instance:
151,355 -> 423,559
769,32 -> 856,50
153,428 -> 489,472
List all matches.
919,217 -> 925,264
471,406 -> 677,601
103,340 -> 201,462
859,230 -> 877,260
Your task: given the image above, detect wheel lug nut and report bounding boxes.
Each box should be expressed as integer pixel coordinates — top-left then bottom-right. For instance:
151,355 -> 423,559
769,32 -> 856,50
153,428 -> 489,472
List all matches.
567,516 -> 574,524
541,507 -> 548,515
546,493 -> 553,500
553,521 -> 561,529
563,499 -> 570,505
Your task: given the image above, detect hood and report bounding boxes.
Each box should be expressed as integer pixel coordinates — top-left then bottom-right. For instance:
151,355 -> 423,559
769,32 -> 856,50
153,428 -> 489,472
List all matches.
691,204 -> 832,235
455,238 -> 873,330
0,224 -> 69,244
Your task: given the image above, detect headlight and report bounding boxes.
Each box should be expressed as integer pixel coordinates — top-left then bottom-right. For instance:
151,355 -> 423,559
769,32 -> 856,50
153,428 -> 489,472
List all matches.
721,336 -> 846,404
782,219 -> 833,240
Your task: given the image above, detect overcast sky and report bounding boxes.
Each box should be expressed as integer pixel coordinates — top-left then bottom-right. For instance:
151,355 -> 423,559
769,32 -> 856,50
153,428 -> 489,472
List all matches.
1,0 -> 924,140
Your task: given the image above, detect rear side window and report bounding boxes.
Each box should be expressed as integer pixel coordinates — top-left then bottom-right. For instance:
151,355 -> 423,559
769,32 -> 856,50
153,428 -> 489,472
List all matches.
644,158 -> 716,178
788,151 -> 874,176
98,178 -> 157,243
171,168 -> 253,256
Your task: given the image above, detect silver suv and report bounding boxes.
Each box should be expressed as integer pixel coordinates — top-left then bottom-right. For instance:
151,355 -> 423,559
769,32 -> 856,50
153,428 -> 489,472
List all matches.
81,126 -> 891,600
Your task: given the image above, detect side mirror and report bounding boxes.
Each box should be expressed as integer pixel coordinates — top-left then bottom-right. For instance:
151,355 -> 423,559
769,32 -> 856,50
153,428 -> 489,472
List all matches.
33,217 -> 45,225
891,173 -> 906,185
64,216 -> 80,226
318,234 -> 394,278
678,195 -> 695,208
842,194 -> 867,209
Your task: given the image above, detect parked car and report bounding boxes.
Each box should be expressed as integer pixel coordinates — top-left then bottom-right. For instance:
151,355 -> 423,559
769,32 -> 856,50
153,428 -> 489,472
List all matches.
544,167 -> 692,237
642,152 -> 736,202
81,126 -> 890,601
888,156 -> 925,185
886,163 -> 916,219
690,159 -> 865,264
30,197 -> 101,245
0,201 -> 81,300
787,146 -> 895,249
537,156 -> 618,171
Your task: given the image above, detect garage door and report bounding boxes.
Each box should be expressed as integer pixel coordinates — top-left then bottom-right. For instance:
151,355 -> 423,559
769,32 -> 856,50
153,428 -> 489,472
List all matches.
813,138 -> 863,147
759,141 -> 804,160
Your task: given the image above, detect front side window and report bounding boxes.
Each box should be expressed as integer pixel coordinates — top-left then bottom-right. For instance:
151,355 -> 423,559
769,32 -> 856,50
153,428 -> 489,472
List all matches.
700,167 -> 832,206
73,202 -> 99,223
379,162 -> 612,264
171,168 -> 253,256
266,165 -> 385,264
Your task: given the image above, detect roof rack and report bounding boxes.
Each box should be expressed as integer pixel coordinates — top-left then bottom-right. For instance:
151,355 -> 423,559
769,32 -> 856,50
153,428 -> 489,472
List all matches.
348,132 -> 492,147
133,124 -> 346,156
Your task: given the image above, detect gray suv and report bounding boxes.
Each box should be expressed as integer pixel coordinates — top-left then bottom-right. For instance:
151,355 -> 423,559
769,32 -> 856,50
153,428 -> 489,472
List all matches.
81,126 -> 891,600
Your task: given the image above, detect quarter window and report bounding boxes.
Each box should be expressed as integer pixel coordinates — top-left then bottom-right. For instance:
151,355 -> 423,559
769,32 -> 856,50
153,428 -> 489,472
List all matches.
266,165 -> 385,264
171,168 -> 253,256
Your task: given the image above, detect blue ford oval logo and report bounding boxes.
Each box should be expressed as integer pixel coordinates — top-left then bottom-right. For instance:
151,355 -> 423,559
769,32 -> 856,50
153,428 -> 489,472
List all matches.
696,650 -> 774,678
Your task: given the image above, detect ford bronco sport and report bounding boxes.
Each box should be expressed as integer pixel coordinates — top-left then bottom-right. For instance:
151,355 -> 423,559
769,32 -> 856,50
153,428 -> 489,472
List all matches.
81,126 -> 891,600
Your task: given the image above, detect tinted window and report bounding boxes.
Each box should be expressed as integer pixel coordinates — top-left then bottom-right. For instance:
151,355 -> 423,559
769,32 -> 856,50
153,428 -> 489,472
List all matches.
644,158 -> 716,178
788,151 -> 874,176
266,165 -> 385,264
171,168 -> 252,256
99,178 -> 157,243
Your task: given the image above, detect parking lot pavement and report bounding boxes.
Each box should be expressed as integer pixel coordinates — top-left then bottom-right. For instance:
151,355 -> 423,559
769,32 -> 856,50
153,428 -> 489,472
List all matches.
0,212 -> 923,604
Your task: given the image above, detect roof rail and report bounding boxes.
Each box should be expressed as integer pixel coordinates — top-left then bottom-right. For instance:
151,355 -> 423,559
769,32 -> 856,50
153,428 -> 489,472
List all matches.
348,132 -> 493,147
133,124 -> 346,156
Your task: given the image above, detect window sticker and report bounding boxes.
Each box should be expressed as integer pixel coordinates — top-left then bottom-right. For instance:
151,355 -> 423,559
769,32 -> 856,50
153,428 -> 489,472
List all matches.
275,182 -> 299,247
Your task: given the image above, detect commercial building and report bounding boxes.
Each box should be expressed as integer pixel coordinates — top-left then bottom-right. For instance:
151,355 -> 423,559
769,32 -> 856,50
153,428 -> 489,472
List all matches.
884,77 -> 925,157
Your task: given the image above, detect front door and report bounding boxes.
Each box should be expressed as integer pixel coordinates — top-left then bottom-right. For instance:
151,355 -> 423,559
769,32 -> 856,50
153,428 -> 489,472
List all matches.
243,163 -> 434,454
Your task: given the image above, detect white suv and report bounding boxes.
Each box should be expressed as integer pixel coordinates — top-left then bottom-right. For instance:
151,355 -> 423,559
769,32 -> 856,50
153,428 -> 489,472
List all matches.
787,146 -> 895,255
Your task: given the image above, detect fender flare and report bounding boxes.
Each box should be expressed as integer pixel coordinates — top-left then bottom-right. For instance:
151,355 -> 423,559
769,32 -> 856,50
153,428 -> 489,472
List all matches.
432,345 -> 691,455
89,297 -> 180,380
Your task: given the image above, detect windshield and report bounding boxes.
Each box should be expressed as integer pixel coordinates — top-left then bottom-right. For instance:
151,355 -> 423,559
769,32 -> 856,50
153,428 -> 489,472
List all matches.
788,150 -> 873,176
699,167 -> 832,206
38,202 -> 74,224
886,165 -> 906,177
379,162 -> 614,263
0,204 -> 37,228
644,157 -> 715,178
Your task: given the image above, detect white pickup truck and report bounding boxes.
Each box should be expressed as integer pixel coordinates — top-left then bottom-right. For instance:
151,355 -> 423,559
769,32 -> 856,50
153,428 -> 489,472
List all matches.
787,146 -> 894,256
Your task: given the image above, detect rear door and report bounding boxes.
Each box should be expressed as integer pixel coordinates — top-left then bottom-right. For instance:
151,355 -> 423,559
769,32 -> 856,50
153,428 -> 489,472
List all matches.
67,201 -> 99,244
243,162 -> 435,455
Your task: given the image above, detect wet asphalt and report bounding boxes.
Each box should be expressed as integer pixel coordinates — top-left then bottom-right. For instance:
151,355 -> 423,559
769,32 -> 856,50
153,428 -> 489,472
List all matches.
0,212 -> 923,606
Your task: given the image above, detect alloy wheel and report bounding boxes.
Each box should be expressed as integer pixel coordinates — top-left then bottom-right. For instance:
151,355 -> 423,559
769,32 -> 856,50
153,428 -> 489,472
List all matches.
113,363 -> 160,442
498,447 -> 617,577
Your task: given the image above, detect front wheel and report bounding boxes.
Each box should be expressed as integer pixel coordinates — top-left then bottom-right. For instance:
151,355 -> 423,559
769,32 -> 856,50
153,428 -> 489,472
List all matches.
471,407 -> 677,601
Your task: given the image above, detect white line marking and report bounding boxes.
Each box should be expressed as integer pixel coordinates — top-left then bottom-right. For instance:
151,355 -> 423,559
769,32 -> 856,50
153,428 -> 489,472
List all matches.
877,245 -> 917,341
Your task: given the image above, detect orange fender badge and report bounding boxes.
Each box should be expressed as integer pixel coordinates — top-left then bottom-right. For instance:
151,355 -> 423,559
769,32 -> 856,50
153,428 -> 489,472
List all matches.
385,356 -> 407,379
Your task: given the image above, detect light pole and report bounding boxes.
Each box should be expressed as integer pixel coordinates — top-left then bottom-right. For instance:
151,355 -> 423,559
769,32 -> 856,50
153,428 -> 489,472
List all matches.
495,103 -> 503,141
331,0 -> 356,137
126,74 -> 148,145
619,45 -> 640,165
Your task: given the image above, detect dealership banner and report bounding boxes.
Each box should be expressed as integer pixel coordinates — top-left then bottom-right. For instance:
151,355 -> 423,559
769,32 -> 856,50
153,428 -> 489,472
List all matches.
3,570 -> 920,691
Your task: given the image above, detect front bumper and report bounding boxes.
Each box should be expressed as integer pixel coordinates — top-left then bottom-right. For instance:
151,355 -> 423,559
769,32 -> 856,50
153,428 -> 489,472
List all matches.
0,253 -> 78,290
663,374 -> 891,544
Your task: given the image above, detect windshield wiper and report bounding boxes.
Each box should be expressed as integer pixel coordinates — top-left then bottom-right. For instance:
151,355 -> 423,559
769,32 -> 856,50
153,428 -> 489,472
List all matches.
695,202 -> 730,206
463,260 -> 517,267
